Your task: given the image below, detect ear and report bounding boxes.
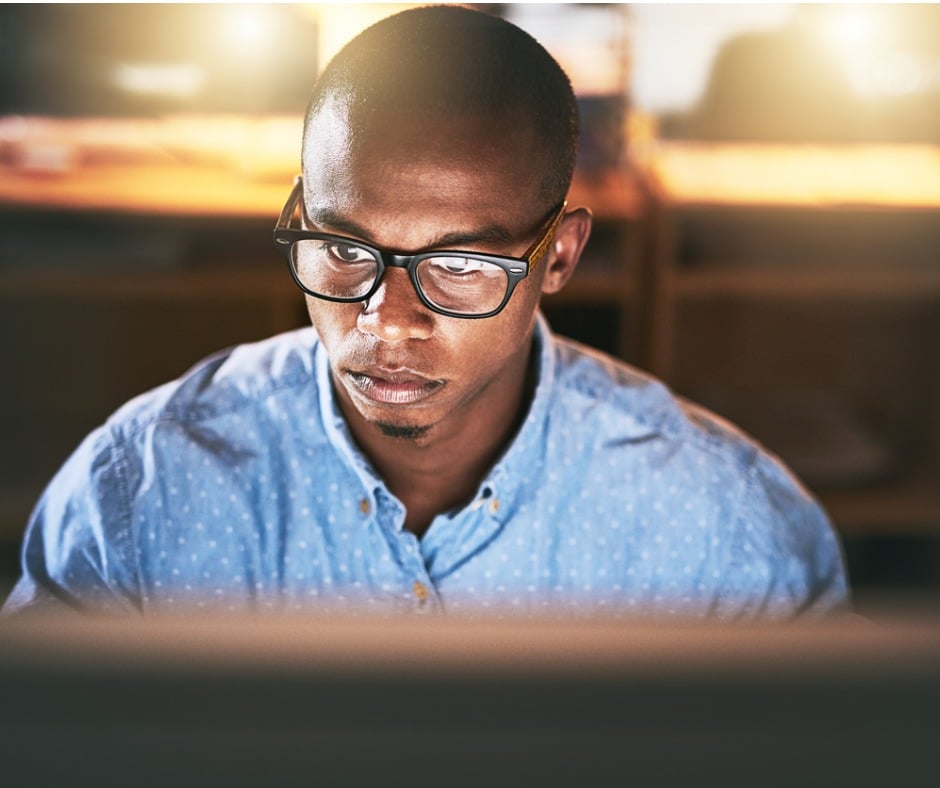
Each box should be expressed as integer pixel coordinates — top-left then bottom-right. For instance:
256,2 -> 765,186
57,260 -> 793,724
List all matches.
540,207 -> 593,295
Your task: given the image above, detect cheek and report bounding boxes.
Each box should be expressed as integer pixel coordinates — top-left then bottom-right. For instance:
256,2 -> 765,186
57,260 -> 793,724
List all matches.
445,295 -> 539,374
305,298 -> 357,345
501,272 -> 544,337
304,288 -> 539,378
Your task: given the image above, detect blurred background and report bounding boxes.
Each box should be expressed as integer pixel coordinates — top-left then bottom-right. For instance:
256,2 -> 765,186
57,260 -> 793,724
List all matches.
0,3 -> 938,616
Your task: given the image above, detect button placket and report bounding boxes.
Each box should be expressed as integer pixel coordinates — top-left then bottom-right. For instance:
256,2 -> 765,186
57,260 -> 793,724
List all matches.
468,485 -> 499,514
412,580 -> 429,602
410,578 -> 440,613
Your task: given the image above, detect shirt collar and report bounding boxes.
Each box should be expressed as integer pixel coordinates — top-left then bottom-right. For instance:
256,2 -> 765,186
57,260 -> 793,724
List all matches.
315,340 -> 385,496
313,312 -> 557,511
471,311 -> 555,507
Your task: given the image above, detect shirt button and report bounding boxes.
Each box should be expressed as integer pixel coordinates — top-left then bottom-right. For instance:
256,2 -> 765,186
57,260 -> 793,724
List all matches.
359,498 -> 370,515
412,580 -> 430,603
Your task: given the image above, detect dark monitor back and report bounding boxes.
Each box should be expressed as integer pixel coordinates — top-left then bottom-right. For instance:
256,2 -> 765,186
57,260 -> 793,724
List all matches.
1,614 -> 938,788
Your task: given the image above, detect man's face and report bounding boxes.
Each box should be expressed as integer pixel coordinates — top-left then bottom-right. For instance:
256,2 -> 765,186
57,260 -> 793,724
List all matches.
301,100 -> 560,443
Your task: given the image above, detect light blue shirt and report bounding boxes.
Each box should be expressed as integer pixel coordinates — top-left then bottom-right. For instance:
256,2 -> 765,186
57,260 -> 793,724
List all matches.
3,315 -> 849,618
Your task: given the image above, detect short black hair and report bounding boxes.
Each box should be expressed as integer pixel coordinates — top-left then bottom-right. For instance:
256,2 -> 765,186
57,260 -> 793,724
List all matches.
303,5 -> 579,207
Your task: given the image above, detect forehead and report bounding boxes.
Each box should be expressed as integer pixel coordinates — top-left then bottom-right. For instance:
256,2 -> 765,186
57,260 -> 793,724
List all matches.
301,99 -> 546,231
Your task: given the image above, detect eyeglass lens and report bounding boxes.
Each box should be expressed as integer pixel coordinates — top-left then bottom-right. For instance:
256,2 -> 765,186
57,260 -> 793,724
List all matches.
291,240 -> 511,315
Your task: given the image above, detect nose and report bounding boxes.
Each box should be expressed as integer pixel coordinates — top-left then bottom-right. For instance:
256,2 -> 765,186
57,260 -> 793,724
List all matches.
356,268 -> 434,342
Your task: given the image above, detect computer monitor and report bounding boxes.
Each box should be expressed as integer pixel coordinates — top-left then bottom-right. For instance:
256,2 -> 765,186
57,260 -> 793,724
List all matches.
2,613 -> 938,787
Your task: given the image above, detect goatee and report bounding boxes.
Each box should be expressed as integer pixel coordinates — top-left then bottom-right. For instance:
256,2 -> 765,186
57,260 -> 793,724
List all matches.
375,421 -> 432,441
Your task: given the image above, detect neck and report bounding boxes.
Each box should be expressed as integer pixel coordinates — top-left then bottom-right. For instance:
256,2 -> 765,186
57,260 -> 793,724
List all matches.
338,343 -> 537,537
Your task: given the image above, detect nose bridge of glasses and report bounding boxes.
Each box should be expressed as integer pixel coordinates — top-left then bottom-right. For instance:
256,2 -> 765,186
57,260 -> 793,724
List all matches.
362,262 -> 432,332
382,251 -> 419,270
370,253 -> 426,311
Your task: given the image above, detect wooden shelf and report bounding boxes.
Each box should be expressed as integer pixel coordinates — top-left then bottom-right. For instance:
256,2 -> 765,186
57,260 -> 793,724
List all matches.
642,143 -> 940,538
549,166 -> 647,360
0,267 -> 295,300
640,142 -> 940,210
0,488 -> 41,543
672,266 -> 940,301
567,168 -> 646,220
0,268 -> 306,345
0,160 -> 644,220
0,162 -> 293,220
545,266 -> 637,306
822,469 -> 940,536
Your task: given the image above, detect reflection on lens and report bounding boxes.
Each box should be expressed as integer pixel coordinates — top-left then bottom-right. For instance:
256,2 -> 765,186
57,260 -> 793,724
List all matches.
292,239 -> 378,298
417,256 -> 508,315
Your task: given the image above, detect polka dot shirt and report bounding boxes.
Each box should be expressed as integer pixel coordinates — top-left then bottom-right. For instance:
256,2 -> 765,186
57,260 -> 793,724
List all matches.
3,315 -> 849,619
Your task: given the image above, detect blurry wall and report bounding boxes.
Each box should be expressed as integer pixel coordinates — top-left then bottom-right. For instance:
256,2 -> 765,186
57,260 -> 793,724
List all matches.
0,4 -> 320,116
1,3 -> 938,609
631,3 -> 940,142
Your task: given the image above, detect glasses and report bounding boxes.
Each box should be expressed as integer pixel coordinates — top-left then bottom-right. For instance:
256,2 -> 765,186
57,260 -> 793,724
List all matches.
273,176 -> 566,319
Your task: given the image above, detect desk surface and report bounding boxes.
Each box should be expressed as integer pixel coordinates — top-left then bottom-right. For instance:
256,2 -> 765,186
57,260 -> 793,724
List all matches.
0,114 -> 645,220
640,142 -> 940,209
0,162 -> 293,219
0,162 -> 644,221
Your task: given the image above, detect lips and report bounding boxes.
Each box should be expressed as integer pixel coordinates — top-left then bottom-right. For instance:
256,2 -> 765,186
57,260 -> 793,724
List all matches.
346,367 -> 445,405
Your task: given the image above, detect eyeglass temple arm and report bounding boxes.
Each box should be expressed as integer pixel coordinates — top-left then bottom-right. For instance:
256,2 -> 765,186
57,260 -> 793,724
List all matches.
527,201 -> 567,270
276,175 -> 304,229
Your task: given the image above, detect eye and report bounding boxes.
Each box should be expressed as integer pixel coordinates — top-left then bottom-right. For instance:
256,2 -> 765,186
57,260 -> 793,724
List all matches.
429,256 -> 488,275
326,242 -> 373,264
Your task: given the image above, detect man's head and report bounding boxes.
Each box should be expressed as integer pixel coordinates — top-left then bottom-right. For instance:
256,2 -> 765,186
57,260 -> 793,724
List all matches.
295,5 -> 592,444
303,4 -> 579,211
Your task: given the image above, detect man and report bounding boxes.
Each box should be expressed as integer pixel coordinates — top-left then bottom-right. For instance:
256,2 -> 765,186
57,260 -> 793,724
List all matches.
3,6 -> 848,617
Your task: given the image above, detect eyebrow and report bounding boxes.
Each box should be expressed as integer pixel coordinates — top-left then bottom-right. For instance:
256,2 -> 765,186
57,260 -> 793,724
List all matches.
306,207 -> 516,252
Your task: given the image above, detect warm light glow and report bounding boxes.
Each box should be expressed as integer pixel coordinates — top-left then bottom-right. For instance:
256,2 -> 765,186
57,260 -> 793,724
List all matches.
872,52 -> 932,97
220,6 -> 274,54
818,6 -> 881,54
114,63 -> 206,98
814,5 -> 886,97
645,143 -> 940,208
809,5 -> 933,99
509,5 -> 629,96
630,4 -> 795,114
301,4 -> 422,72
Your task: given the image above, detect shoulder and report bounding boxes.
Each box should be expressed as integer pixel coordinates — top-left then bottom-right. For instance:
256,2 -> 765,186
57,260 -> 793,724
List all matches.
3,329 -> 327,613
104,327 -> 322,442
547,333 -> 760,467
544,334 -> 848,616
544,334 -> 820,535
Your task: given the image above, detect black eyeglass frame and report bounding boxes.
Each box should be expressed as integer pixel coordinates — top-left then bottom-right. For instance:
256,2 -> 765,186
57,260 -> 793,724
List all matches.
273,176 -> 567,319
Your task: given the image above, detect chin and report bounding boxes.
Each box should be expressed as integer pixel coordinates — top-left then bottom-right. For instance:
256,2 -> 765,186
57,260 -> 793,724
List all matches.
374,421 -> 433,441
